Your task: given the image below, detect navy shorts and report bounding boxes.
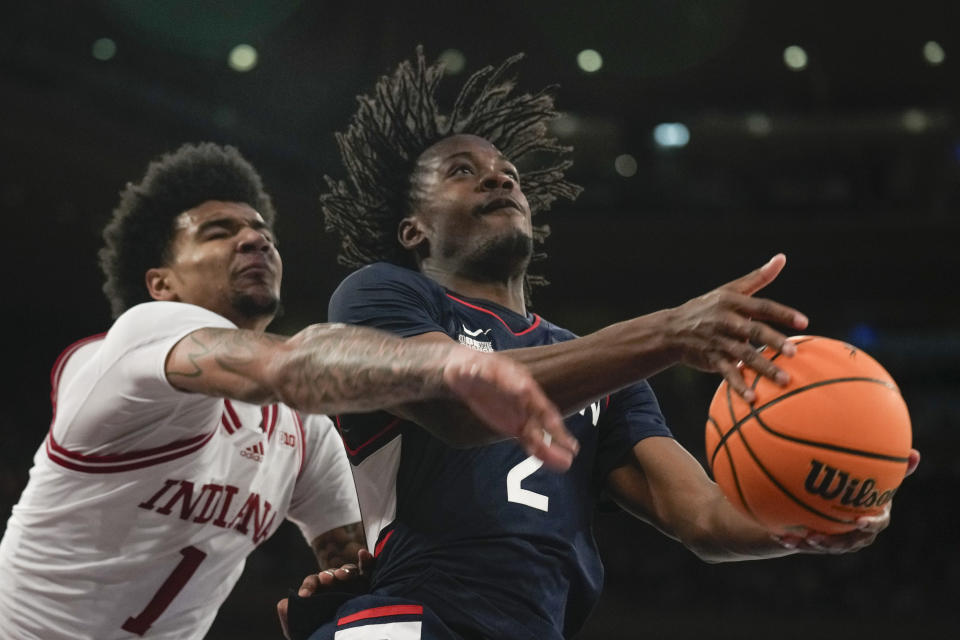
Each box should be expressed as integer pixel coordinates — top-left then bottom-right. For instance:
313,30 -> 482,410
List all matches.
306,594 -> 462,640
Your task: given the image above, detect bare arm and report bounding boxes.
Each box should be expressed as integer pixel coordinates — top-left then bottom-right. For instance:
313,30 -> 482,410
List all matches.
391,256 -> 808,436
308,522 -> 366,571
606,437 -> 793,562
503,254 -> 809,414
166,322 -> 576,469
277,524 -> 371,640
605,437 -> 917,562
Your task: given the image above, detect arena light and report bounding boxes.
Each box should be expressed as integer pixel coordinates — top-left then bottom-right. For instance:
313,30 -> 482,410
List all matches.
577,49 -> 603,73
653,123 -> 690,148
783,45 -> 808,71
439,49 -> 466,74
228,44 -> 258,72
902,108 -> 929,133
91,38 -> 117,61
745,112 -> 772,136
614,154 -> 638,177
923,41 -> 945,66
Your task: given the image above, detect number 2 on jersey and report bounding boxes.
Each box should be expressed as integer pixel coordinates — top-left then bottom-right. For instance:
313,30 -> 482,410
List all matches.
506,403 -> 600,513
121,546 -> 207,635
506,431 -> 552,512
507,455 -> 548,511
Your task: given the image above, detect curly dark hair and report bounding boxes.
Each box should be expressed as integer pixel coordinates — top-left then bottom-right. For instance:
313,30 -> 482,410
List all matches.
99,142 -> 276,318
321,47 -> 582,292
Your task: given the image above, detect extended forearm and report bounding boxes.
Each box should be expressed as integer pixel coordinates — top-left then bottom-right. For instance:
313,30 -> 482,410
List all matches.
504,310 -> 677,415
684,494 -> 797,563
609,438 -> 795,564
269,323 -> 456,414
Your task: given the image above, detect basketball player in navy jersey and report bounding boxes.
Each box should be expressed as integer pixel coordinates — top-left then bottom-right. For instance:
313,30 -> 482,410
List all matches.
285,50 -> 920,640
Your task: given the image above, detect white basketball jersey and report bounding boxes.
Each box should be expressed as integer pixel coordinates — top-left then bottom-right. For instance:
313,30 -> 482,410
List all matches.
0,302 -> 359,639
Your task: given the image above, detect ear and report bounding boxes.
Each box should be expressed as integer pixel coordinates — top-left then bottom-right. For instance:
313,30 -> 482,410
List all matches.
145,267 -> 179,302
397,216 -> 428,252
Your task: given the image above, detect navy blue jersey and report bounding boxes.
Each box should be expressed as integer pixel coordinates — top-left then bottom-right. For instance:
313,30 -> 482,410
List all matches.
328,262 -> 673,640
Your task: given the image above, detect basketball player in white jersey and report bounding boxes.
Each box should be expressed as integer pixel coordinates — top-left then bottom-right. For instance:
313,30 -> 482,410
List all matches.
0,143 -> 574,640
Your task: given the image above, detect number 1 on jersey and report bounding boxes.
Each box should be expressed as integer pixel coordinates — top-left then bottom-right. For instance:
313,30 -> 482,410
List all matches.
122,545 -> 207,635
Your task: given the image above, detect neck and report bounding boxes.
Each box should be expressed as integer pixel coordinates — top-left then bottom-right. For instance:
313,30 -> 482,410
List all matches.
420,262 -> 527,315
227,314 -> 273,332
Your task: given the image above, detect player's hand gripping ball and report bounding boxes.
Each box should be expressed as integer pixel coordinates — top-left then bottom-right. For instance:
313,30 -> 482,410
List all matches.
705,336 -> 912,535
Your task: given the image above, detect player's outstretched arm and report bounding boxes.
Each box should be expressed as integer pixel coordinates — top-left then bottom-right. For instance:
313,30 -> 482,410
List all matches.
605,437 -> 921,562
165,323 -> 576,470
498,254 -> 809,415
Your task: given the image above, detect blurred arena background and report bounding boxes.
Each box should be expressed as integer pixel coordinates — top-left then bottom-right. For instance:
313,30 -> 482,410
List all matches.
2,1 -> 957,637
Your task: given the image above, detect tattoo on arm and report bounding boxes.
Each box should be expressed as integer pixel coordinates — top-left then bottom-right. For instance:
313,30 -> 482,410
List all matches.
310,522 -> 365,570
276,324 -> 454,414
167,324 -> 455,413
166,332 -> 216,379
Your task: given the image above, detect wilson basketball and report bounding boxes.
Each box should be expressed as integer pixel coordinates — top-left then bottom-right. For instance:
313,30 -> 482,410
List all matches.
705,336 -> 912,535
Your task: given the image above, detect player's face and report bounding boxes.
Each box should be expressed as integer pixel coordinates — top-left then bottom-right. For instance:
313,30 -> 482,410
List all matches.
154,201 -> 282,329
403,134 -> 533,277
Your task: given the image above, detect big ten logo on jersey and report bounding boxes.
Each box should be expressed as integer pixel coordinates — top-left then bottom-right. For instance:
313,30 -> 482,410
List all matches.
280,431 -> 297,447
137,478 -> 277,544
457,324 -> 494,352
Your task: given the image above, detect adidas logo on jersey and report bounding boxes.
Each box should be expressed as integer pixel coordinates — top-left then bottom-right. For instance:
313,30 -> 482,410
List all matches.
240,442 -> 264,462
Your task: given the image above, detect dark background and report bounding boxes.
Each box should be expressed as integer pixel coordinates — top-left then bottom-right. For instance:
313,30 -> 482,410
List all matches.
2,1 -> 957,638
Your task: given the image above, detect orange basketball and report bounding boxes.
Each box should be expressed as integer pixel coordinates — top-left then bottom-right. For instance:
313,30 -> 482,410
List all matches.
705,336 -> 912,535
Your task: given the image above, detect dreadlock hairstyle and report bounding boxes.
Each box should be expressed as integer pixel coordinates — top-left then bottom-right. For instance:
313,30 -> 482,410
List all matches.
321,46 -> 582,293
99,142 -> 276,318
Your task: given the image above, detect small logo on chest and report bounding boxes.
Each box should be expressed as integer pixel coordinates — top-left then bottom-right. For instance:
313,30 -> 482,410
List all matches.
240,442 -> 264,463
458,324 -> 494,352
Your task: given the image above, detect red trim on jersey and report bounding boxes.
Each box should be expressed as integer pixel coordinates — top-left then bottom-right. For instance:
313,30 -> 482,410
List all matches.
222,399 -> 242,434
445,293 -> 541,336
49,333 -> 106,421
45,429 -> 215,473
265,404 -> 279,438
47,430 -> 211,462
44,332 -> 218,473
605,395 -> 611,409
220,413 -> 237,434
373,529 -> 395,557
333,416 -> 402,456
337,604 -> 422,626
292,409 -> 306,479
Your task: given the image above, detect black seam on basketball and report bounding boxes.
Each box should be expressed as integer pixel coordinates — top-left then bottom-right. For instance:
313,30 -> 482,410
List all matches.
708,376 -> 897,469
707,415 -> 755,520
753,337 -> 818,390
751,411 -> 909,463
712,382 -> 737,464
725,383 -> 737,433
734,420 -> 855,525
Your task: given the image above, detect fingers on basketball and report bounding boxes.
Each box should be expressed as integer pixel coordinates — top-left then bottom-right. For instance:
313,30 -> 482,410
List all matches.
706,336 -> 912,537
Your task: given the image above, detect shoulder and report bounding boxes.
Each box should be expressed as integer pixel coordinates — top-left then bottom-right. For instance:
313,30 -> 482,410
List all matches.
332,262 -> 441,299
329,263 -> 449,328
108,301 -> 236,349
93,301 -> 237,382
534,315 -> 578,343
